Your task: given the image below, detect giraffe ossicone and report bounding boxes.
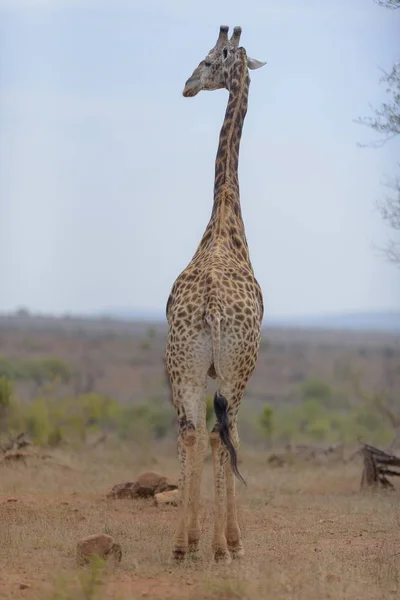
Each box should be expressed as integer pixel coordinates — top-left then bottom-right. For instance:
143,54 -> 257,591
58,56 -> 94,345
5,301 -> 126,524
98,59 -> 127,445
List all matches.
165,24 -> 266,563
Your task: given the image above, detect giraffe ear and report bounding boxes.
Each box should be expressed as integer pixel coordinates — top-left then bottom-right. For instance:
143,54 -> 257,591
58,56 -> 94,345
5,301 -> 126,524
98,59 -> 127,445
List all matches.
247,57 -> 266,70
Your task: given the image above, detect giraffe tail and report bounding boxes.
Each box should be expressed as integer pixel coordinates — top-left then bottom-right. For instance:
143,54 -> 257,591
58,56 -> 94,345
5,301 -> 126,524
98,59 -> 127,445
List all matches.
214,393 -> 246,485
205,311 -> 224,382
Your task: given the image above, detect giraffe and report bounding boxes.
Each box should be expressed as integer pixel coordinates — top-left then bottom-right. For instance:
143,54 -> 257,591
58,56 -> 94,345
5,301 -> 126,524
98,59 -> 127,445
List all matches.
165,25 -> 266,564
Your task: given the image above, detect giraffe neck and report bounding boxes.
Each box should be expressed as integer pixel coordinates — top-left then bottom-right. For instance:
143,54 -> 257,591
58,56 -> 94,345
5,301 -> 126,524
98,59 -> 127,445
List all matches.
213,52 -> 249,205
192,53 -> 253,265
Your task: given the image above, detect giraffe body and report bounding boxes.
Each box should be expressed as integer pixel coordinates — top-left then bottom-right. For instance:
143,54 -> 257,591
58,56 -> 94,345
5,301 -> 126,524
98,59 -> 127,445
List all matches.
165,25 -> 265,563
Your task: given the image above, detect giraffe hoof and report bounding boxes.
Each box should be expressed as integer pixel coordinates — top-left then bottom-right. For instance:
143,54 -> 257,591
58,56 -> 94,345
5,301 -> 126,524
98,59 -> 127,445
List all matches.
229,543 -> 244,559
213,549 -> 232,565
187,549 -> 200,563
188,539 -> 200,554
172,548 -> 186,562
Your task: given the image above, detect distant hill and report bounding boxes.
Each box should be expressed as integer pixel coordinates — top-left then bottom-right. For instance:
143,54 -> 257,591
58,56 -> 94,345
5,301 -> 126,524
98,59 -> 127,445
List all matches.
96,309 -> 400,333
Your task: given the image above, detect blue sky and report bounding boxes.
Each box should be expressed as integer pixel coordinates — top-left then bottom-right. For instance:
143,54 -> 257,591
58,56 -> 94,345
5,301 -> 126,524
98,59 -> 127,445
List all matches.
0,0 -> 399,318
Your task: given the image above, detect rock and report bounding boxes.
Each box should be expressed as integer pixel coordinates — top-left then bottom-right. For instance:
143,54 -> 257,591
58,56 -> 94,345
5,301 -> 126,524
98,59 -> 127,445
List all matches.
19,583 -> 30,590
106,482 -> 137,499
154,489 -> 180,507
134,472 -> 178,498
107,472 -> 178,500
268,454 -> 286,467
76,534 -> 122,566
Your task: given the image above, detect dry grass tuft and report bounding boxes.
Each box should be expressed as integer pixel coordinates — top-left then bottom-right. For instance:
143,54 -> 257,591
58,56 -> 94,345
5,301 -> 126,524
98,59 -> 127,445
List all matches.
0,444 -> 399,599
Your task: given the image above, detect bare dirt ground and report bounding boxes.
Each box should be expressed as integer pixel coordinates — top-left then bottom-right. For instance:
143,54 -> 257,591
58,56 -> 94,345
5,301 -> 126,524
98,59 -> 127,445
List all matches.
1,444 -> 399,600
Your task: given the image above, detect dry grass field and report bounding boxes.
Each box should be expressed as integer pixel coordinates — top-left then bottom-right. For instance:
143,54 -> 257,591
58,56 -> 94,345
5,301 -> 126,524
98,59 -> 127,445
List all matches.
1,442 -> 400,600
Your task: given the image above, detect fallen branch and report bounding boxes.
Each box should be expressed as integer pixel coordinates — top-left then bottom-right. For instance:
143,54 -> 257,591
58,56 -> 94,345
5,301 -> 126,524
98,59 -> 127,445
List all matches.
360,443 -> 400,490
0,432 -> 31,454
0,451 -> 34,465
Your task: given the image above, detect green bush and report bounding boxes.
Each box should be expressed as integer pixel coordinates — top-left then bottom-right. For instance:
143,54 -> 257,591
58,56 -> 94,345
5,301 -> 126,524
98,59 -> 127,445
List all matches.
0,359 -> 15,380
0,390 -> 121,446
0,376 -> 13,430
26,398 -> 54,445
304,416 -> 332,441
259,405 -> 274,445
0,356 -> 71,386
300,378 -> 332,407
0,376 -> 12,410
0,377 -> 25,434
19,358 -> 71,385
117,397 -> 175,441
269,375 -> 394,445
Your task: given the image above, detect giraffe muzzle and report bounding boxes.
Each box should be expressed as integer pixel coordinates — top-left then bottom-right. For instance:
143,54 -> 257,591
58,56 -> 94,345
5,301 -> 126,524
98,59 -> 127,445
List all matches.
182,76 -> 201,98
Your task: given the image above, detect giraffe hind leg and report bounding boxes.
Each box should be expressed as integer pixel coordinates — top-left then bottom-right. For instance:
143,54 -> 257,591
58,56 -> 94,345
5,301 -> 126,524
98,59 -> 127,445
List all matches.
173,419 -> 195,561
225,421 -> 244,559
210,423 -> 231,563
171,381 -> 207,561
211,386 -> 246,562
187,401 -> 208,555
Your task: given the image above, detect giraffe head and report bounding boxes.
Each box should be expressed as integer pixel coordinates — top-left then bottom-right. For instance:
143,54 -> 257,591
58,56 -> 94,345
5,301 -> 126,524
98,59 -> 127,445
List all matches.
183,25 -> 266,98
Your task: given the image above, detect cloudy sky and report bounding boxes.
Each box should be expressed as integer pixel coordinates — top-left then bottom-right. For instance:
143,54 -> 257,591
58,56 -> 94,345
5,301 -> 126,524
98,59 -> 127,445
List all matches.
0,0 -> 399,319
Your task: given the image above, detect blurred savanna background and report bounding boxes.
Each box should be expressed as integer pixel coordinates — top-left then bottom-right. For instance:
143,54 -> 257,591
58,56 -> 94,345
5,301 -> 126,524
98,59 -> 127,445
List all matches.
0,0 -> 399,599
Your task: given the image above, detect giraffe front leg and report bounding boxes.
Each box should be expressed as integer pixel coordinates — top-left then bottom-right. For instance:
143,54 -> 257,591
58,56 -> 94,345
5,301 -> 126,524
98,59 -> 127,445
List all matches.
210,426 -> 231,564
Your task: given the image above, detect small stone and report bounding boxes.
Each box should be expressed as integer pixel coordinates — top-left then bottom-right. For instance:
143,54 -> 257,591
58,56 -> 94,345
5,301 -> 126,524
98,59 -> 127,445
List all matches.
76,534 -> 122,566
7,498 -> 18,503
107,472 -> 178,500
19,583 -> 30,590
154,489 -> 180,507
